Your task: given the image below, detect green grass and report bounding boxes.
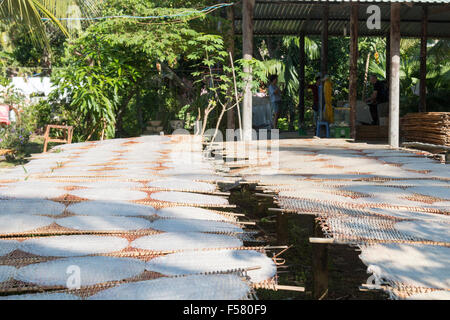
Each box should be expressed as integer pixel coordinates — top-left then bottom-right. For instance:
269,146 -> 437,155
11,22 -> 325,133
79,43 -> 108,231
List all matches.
0,135 -> 60,169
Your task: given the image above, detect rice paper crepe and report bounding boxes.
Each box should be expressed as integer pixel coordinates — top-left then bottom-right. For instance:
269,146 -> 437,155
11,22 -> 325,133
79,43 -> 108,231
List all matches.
359,243 -> 450,290
67,201 -> 156,217
0,199 -> 65,216
394,220 -> 450,243
157,168 -> 215,176
73,181 -> 142,189
21,235 -> 129,257
0,185 -> 67,200
131,233 -> 242,252
167,174 -> 222,182
0,265 -> 17,282
150,219 -> 242,233
408,186 -> 450,201
16,256 -> 146,286
157,207 -> 234,222
150,191 -> 228,206
0,215 -> 53,234
0,239 -> 19,256
57,215 -> 152,231
89,274 -> 251,300
370,208 -> 450,222
147,179 -> 217,193
407,291 -> 450,300
69,188 -> 147,201
146,250 -> 276,283
0,293 -> 81,300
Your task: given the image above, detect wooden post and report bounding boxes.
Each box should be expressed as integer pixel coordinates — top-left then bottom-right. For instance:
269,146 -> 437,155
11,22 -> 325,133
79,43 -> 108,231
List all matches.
227,3 -> 236,130
419,5 -> 428,113
312,219 -> 328,300
389,3 -> 401,148
321,4 -> 329,77
43,125 -> 50,153
386,33 -> 390,83
349,4 -> 359,140
242,0 -> 255,141
276,212 -> 289,245
299,32 -> 306,127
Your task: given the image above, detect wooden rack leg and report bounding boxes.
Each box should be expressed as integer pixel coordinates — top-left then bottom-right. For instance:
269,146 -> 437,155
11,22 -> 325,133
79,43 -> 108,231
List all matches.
312,219 -> 329,300
276,212 -> 289,245
68,128 -> 73,144
43,126 -> 50,153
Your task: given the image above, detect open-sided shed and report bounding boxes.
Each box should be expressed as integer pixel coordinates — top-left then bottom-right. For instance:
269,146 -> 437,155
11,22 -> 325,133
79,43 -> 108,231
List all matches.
232,0 -> 450,146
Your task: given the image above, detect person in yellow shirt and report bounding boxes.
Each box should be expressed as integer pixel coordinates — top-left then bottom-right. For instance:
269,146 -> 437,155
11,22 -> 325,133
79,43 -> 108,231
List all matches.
323,75 -> 334,124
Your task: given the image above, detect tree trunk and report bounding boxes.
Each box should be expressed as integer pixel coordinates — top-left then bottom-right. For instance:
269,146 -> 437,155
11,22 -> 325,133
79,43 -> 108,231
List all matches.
115,89 -> 138,138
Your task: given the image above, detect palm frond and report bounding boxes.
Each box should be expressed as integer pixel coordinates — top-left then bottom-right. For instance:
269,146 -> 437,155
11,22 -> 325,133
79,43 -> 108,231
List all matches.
0,0 -> 98,47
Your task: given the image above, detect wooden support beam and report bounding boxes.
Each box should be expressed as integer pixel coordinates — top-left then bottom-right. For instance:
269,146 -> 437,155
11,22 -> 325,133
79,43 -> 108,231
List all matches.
276,211 -> 289,245
386,33 -> 391,82
389,3 -> 401,148
309,237 -> 334,244
349,4 -> 359,140
242,0 -> 255,141
321,4 -> 329,77
299,32 -> 306,127
227,3 -> 236,129
359,283 -> 384,291
312,220 -> 328,300
419,5 -> 428,113
238,221 -> 257,226
275,285 -> 306,292
255,192 -> 275,198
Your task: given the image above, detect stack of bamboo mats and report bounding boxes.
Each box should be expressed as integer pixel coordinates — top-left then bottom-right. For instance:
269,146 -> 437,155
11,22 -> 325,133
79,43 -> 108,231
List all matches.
401,112 -> 450,146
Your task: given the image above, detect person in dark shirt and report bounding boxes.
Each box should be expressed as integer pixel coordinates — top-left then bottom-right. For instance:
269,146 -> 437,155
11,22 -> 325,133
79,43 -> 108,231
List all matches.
366,75 -> 388,125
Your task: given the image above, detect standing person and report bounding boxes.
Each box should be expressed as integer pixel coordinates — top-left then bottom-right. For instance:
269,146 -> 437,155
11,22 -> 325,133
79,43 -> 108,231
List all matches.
268,74 -> 282,129
308,75 -> 321,125
366,74 -> 388,125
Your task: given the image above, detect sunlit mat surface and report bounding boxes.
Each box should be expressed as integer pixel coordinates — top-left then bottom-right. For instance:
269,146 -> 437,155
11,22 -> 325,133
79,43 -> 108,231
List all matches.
230,138 -> 450,299
19,235 -> 129,257
15,256 -> 146,286
131,233 -> 242,252
89,274 -> 252,300
146,249 -> 276,283
0,135 -> 272,300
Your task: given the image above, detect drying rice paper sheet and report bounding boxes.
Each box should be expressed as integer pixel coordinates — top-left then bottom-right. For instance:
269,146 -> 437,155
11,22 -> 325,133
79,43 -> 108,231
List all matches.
359,243 -> 450,290
89,274 -> 251,300
146,250 -> 276,283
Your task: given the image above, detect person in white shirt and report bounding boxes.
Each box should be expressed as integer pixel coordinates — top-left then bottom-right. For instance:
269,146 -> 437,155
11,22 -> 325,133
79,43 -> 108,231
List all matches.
268,74 -> 282,129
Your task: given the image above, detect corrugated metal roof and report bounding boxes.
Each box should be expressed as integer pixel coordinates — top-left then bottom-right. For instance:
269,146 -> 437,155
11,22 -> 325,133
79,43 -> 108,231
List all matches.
234,1 -> 450,37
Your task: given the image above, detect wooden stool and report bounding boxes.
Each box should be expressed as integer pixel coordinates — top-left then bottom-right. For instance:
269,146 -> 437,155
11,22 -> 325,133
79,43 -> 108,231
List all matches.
43,125 -> 74,153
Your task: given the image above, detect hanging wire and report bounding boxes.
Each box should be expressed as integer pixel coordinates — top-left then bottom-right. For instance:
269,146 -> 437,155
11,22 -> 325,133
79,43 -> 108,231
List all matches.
40,3 -> 234,22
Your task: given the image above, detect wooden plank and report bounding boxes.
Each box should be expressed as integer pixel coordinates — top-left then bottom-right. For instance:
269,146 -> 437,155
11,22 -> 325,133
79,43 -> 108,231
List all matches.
349,3 -> 359,139
242,0 -> 255,141
389,3 -> 401,148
